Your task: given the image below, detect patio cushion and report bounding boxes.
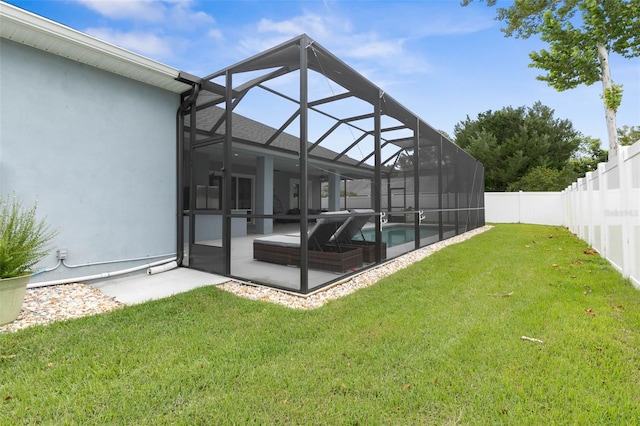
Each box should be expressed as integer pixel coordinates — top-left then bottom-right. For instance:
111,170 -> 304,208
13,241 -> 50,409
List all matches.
253,210 -> 367,271
252,235 -> 301,248
256,211 -> 351,249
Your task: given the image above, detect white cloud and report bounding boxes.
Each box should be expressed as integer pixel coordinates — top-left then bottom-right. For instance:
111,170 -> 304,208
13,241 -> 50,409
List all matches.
257,13 -> 335,39
346,38 -> 405,59
167,1 -> 216,29
207,28 -> 224,40
76,0 -> 223,61
235,9 -> 435,93
244,13 -> 414,62
394,14 -> 496,38
75,0 -> 165,22
237,34 -> 294,56
84,27 -> 174,58
75,0 -> 218,31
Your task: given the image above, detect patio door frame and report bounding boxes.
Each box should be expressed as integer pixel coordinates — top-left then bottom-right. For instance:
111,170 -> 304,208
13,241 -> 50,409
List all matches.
233,173 -> 254,223
186,142 -> 226,275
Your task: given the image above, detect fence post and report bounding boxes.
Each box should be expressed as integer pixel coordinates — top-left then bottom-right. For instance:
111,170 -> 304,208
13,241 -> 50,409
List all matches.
562,188 -> 569,231
518,190 -> 523,223
585,171 -> 594,247
562,142 -> 639,288
619,146 -> 631,280
624,143 -> 640,288
574,181 -> 581,235
593,163 -> 607,254
578,178 -> 591,242
602,160 -> 612,265
570,182 -> 579,235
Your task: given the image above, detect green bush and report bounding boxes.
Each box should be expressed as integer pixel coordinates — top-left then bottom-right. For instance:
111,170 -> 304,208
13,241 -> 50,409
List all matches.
0,194 -> 56,279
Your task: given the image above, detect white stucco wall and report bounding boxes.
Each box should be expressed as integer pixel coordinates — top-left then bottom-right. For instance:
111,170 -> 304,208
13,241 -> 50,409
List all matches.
0,39 -> 180,282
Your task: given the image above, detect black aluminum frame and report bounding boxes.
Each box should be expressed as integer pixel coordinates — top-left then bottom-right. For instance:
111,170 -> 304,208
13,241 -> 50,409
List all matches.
177,34 -> 485,294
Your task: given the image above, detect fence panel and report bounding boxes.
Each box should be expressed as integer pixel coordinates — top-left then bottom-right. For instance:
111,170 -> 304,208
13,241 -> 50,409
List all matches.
564,143 -> 639,289
485,192 -> 564,225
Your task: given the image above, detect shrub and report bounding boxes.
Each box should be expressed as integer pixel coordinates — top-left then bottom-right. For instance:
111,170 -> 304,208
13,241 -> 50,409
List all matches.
0,194 -> 57,279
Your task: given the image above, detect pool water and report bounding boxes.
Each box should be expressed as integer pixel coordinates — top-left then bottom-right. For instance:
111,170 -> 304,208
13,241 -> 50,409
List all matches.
353,225 -> 439,248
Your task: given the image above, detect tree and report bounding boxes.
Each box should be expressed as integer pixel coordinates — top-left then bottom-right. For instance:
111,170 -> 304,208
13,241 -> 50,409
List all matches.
567,136 -> 608,177
394,144 -> 440,172
618,125 -> 640,146
507,166 -> 575,191
511,137 -> 609,191
454,102 -> 582,191
463,0 -> 640,156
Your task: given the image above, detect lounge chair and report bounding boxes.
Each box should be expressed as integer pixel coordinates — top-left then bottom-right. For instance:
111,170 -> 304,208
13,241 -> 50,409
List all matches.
253,211 -> 363,272
329,209 -> 387,262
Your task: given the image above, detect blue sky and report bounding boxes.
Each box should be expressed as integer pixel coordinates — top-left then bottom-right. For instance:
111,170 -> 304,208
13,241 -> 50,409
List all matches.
7,0 -> 639,146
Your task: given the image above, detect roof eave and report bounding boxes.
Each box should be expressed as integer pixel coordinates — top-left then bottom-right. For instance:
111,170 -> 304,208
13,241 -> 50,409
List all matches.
0,2 -> 192,93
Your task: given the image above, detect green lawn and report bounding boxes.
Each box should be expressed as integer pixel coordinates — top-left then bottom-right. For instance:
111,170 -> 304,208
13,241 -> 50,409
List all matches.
1,224 -> 639,424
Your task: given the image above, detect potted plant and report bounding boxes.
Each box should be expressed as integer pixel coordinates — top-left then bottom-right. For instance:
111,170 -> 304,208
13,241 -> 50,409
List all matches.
0,194 -> 56,325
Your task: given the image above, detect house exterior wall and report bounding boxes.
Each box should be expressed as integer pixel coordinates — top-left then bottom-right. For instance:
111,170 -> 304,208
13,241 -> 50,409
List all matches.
0,39 -> 179,283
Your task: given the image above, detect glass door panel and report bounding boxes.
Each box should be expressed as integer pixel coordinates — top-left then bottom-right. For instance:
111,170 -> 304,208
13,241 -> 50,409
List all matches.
238,177 -> 252,209
188,144 -> 225,275
231,176 -> 253,222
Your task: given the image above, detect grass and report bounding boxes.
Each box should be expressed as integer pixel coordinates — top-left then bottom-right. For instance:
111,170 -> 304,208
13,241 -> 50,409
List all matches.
1,224 -> 639,424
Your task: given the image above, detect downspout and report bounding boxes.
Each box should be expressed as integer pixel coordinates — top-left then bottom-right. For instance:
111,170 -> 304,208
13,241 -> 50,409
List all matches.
176,83 -> 200,266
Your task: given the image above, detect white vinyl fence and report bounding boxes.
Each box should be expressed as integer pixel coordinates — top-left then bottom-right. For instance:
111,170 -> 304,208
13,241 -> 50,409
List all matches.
565,143 -> 640,289
485,192 -> 565,226
485,142 -> 639,289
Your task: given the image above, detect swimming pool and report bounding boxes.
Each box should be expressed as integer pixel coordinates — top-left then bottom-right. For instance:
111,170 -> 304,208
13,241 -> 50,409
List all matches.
353,224 -> 440,248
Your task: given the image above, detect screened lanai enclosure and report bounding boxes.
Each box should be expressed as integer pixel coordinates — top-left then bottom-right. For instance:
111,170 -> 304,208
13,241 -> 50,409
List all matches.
177,35 -> 484,294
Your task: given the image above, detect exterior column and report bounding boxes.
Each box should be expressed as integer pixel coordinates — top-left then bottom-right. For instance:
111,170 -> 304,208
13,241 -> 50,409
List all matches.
328,170 -> 341,211
223,70 -> 233,275
374,96 -> 382,263
413,122 -> 420,250
299,36 -> 309,293
256,156 -> 274,234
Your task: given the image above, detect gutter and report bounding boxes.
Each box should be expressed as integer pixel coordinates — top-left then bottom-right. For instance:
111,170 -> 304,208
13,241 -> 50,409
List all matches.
0,2 -> 191,93
176,77 -> 201,265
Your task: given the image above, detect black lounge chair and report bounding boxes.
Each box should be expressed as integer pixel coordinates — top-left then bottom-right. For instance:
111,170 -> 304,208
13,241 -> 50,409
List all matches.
329,209 -> 387,262
253,211 -> 363,272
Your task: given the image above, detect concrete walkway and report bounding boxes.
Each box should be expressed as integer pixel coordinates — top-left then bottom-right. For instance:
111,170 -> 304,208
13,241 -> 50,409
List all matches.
91,267 -> 229,305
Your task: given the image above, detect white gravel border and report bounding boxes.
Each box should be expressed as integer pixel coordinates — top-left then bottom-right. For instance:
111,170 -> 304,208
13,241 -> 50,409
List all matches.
218,225 -> 493,309
0,284 -> 122,334
0,225 -> 492,333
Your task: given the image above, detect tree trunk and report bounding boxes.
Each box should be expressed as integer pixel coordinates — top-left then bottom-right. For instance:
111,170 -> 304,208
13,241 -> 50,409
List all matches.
597,43 -> 619,156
